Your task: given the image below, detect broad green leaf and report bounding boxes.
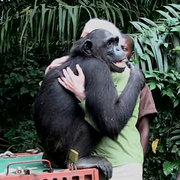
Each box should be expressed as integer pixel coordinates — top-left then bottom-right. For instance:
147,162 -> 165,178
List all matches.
173,46 -> 180,51
20,87 -> 29,94
169,3 -> 180,11
145,54 -> 153,72
148,82 -> 156,90
20,6 -> 31,14
41,4 -> 47,41
131,22 -> 144,33
156,10 -> 172,19
171,26 -> 180,33
162,89 -> 174,97
163,161 -> 179,176
175,140 -> 180,145
58,6 -> 62,40
114,4 -> 124,27
170,135 -> 180,141
156,83 -> 164,90
19,16 -> 28,45
136,22 -> 150,30
46,8 -> 53,54
172,145 -> 179,153
164,5 -> 179,18
163,51 -> 168,72
107,4 -> 116,24
171,129 -> 180,134
157,25 -> 166,32
140,17 -> 157,27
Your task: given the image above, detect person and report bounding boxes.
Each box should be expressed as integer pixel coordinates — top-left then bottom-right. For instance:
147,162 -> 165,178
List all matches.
46,18 -> 157,179
177,166 -> 180,180
119,33 -> 158,156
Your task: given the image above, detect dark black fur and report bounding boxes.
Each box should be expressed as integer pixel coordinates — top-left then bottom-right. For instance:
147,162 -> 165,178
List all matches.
33,29 -> 145,178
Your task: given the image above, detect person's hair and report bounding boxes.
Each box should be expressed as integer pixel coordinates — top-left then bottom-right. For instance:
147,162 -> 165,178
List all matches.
81,18 -> 121,40
121,33 -> 134,51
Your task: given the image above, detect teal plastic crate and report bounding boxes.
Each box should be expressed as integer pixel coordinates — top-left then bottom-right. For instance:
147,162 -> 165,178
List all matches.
0,153 -> 99,180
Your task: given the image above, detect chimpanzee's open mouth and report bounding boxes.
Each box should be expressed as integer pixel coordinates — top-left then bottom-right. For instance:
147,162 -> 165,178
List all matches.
112,58 -> 128,67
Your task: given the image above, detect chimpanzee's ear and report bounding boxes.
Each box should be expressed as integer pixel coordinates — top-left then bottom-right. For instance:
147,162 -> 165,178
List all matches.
82,39 -> 93,56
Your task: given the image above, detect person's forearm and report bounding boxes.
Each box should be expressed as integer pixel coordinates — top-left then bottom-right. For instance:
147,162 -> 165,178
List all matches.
140,128 -> 149,155
177,168 -> 180,180
45,56 -> 69,74
137,116 -> 150,156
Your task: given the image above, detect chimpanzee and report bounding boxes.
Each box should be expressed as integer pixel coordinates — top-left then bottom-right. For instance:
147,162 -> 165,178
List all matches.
33,29 -> 145,178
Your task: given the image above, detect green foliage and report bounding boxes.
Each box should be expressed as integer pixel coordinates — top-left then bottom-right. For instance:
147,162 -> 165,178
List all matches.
0,0 -> 176,57
163,161 -> 179,177
143,70 -> 180,179
0,1 -> 83,56
3,120 -> 40,152
145,70 -> 180,107
144,110 -> 180,180
131,4 -> 180,72
0,53 -> 44,152
170,128 -> 180,147
0,0 -> 180,179
131,6 -> 180,178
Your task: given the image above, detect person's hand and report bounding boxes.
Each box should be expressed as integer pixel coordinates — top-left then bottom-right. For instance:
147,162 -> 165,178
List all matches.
45,56 -> 69,74
58,64 -> 86,101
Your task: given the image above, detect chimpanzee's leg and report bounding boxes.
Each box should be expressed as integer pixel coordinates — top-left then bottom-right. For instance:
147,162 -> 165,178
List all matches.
69,121 -> 112,179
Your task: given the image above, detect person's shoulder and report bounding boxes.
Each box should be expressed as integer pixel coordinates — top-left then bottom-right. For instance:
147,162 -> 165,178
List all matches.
140,83 -> 155,107
142,84 -> 150,90
141,84 -> 151,95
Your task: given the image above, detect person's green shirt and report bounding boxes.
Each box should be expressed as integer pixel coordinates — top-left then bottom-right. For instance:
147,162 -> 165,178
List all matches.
80,68 -> 143,167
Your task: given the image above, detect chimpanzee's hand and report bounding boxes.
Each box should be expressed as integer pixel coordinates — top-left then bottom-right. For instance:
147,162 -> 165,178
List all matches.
126,61 -> 134,69
128,62 -> 145,90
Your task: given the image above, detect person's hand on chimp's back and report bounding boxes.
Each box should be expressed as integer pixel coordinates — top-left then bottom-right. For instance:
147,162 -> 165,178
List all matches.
58,64 -> 86,102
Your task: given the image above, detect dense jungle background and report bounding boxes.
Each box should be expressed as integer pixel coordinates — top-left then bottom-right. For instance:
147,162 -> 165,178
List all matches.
0,0 -> 180,179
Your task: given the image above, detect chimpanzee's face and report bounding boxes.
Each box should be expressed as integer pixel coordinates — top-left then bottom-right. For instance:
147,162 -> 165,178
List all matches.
83,29 -> 127,73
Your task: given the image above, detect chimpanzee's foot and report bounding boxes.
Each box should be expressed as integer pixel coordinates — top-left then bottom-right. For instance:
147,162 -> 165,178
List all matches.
76,156 -> 112,179
42,152 -> 59,168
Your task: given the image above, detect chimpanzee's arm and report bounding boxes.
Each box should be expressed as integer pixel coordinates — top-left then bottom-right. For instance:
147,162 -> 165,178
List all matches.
82,59 -> 145,139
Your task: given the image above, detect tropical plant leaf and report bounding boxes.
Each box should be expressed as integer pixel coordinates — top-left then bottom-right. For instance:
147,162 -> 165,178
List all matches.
164,5 -> 179,18
163,161 -> 179,176
169,3 -> 180,11
170,135 -> 180,141
156,10 -> 172,19
171,129 -> 180,134
140,17 -> 157,27
130,21 -> 144,33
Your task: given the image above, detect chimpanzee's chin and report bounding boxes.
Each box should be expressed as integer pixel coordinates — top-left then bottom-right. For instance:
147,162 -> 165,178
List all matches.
110,64 -> 126,73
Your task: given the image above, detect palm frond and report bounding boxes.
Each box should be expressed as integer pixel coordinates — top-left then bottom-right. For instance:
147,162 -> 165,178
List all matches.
130,4 -> 180,72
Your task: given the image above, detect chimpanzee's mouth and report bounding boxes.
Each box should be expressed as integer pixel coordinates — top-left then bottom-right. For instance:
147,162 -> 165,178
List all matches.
112,58 -> 128,67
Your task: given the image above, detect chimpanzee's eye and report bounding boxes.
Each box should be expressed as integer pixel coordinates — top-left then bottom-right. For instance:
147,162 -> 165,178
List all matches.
114,37 -> 119,45
107,40 -> 113,46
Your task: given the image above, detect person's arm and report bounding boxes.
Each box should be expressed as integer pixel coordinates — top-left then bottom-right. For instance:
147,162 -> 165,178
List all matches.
177,167 -> 180,180
137,84 -> 158,156
45,56 -> 69,74
136,116 -> 150,156
58,65 -> 101,131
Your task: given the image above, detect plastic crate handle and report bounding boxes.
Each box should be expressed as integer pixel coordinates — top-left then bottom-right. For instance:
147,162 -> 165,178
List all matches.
6,159 -> 53,175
